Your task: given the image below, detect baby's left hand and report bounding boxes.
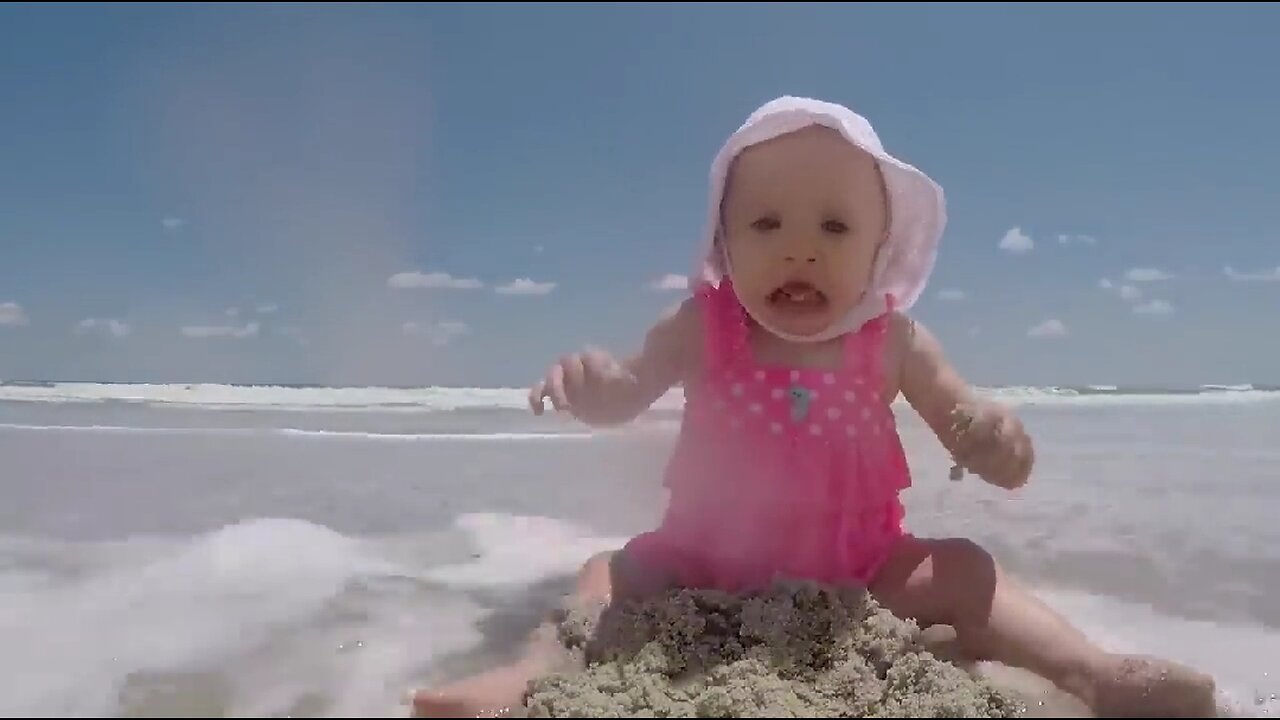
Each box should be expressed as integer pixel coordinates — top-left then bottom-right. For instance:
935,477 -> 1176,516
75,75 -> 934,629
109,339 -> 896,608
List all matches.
950,402 -> 1034,490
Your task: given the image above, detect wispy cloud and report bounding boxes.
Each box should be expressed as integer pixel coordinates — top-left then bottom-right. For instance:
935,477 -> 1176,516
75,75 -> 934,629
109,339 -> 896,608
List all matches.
387,271 -> 483,290
1125,268 -> 1175,282
225,307 -> 240,318
1118,284 -> 1142,301
162,216 -> 186,231
937,289 -> 967,302
648,273 -> 689,292
494,278 -> 556,296
181,322 -> 260,339
0,302 -> 28,327
998,226 -> 1034,254
74,318 -> 132,338
1102,277 -> 1172,316
1133,299 -> 1175,317
1027,318 -> 1068,339
256,304 -> 279,314
1224,265 -> 1280,282
402,319 -> 471,345
1056,233 -> 1097,245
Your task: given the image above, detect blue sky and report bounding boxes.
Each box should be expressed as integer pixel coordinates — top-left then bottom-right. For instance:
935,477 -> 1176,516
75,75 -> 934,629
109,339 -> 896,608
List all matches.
1,3 -> 1277,388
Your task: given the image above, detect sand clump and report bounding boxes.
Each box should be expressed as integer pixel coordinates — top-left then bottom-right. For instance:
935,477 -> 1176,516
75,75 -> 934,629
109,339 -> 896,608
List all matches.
523,580 -> 1026,718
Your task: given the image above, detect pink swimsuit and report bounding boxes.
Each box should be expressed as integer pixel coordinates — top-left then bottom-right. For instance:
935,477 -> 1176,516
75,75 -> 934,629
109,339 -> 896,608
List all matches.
625,279 -> 914,592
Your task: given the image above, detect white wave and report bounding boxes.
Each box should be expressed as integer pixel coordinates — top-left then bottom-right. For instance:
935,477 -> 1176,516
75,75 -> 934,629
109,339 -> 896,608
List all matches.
425,513 -> 627,589
0,382 -> 539,412
980,386 -> 1280,407
0,518 -> 485,717
0,423 -> 595,441
2,381 -> 1278,412
276,428 -> 595,441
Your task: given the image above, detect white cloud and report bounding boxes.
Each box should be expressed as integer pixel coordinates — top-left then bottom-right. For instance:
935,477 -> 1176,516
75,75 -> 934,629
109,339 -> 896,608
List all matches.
937,289 -> 967,302
1057,233 -> 1097,245
75,318 -> 132,338
162,217 -> 186,231
1027,319 -> 1068,339
494,278 -> 557,296
1133,299 -> 1174,316
256,304 -> 279,314
387,271 -> 483,290
998,226 -> 1034,254
1224,265 -> 1280,283
648,273 -> 689,292
1126,268 -> 1174,282
0,302 -> 28,327
181,322 -> 260,339
403,319 -> 471,346
1099,278 -> 1114,290
1118,284 -> 1142,302
225,307 -> 240,318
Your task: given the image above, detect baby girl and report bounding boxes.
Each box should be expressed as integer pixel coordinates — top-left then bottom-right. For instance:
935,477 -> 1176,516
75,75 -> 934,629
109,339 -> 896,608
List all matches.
412,96 -> 1217,718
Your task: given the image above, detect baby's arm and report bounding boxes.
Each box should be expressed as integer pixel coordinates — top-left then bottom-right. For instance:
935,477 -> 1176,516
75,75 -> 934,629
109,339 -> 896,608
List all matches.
607,299 -> 696,422
895,315 -> 1034,488
530,299 -> 695,427
896,315 -> 978,452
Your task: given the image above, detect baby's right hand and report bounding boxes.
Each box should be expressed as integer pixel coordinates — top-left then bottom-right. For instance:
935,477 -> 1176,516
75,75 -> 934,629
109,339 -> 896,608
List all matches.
528,349 -> 639,424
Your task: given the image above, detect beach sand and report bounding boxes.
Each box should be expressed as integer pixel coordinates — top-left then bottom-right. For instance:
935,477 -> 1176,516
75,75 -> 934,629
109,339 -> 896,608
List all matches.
519,582 -> 1089,718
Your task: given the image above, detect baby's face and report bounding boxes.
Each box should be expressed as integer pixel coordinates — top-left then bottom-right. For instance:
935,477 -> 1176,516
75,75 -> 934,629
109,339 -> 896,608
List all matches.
721,125 -> 888,339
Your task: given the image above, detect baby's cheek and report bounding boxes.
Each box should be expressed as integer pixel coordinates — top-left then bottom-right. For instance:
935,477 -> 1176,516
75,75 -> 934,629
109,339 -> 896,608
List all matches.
835,249 -> 878,289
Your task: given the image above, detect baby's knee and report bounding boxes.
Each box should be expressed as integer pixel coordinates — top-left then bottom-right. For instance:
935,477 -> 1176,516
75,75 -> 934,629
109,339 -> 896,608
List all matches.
571,551 -> 617,603
932,537 -> 996,573
927,537 -> 1001,620
611,540 -> 680,601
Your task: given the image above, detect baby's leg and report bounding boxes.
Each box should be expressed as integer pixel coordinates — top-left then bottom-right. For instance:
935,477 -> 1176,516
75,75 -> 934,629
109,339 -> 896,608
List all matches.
870,537 -> 1217,718
410,548 -> 670,718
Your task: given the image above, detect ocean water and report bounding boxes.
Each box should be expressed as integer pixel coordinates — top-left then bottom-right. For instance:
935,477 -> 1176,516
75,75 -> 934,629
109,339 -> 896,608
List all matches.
1,382 -> 1278,717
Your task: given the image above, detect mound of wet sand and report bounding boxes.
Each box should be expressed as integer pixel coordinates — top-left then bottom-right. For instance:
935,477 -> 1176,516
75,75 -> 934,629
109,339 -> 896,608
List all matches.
523,581 -> 1072,718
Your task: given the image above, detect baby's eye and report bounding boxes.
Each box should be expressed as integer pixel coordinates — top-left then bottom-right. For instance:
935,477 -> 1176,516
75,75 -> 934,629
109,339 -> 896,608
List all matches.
751,216 -> 780,232
822,219 -> 849,235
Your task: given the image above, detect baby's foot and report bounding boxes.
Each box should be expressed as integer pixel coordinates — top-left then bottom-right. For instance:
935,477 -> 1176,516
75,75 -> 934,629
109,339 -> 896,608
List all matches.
1089,654 -> 1217,718
409,664 -> 532,718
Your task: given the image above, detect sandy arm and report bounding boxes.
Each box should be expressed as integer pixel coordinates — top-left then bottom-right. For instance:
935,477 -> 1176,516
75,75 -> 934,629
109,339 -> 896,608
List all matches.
894,313 -> 984,460
895,313 -> 1034,488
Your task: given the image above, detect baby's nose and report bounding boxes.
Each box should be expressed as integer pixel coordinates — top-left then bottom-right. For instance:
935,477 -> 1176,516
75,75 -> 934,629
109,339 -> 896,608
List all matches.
784,253 -> 818,264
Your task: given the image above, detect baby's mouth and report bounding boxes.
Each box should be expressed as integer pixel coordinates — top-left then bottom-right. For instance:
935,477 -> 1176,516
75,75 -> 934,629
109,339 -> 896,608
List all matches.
767,280 -> 828,311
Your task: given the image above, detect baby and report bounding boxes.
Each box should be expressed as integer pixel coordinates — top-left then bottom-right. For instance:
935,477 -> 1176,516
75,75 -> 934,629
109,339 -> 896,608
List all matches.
412,96 -> 1217,718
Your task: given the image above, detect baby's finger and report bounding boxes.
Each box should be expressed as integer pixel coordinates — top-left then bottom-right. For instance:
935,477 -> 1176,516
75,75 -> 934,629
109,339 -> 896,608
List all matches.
581,348 -> 626,388
986,432 -> 1032,489
1009,435 -> 1035,487
544,362 -> 569,411
559,354 -> 587,405
529,380 -> 547,415
579,348 -> 608,377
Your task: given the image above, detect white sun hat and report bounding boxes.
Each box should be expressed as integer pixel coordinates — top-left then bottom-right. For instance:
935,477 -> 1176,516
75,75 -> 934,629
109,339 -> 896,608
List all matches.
693,95 -> 947,342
